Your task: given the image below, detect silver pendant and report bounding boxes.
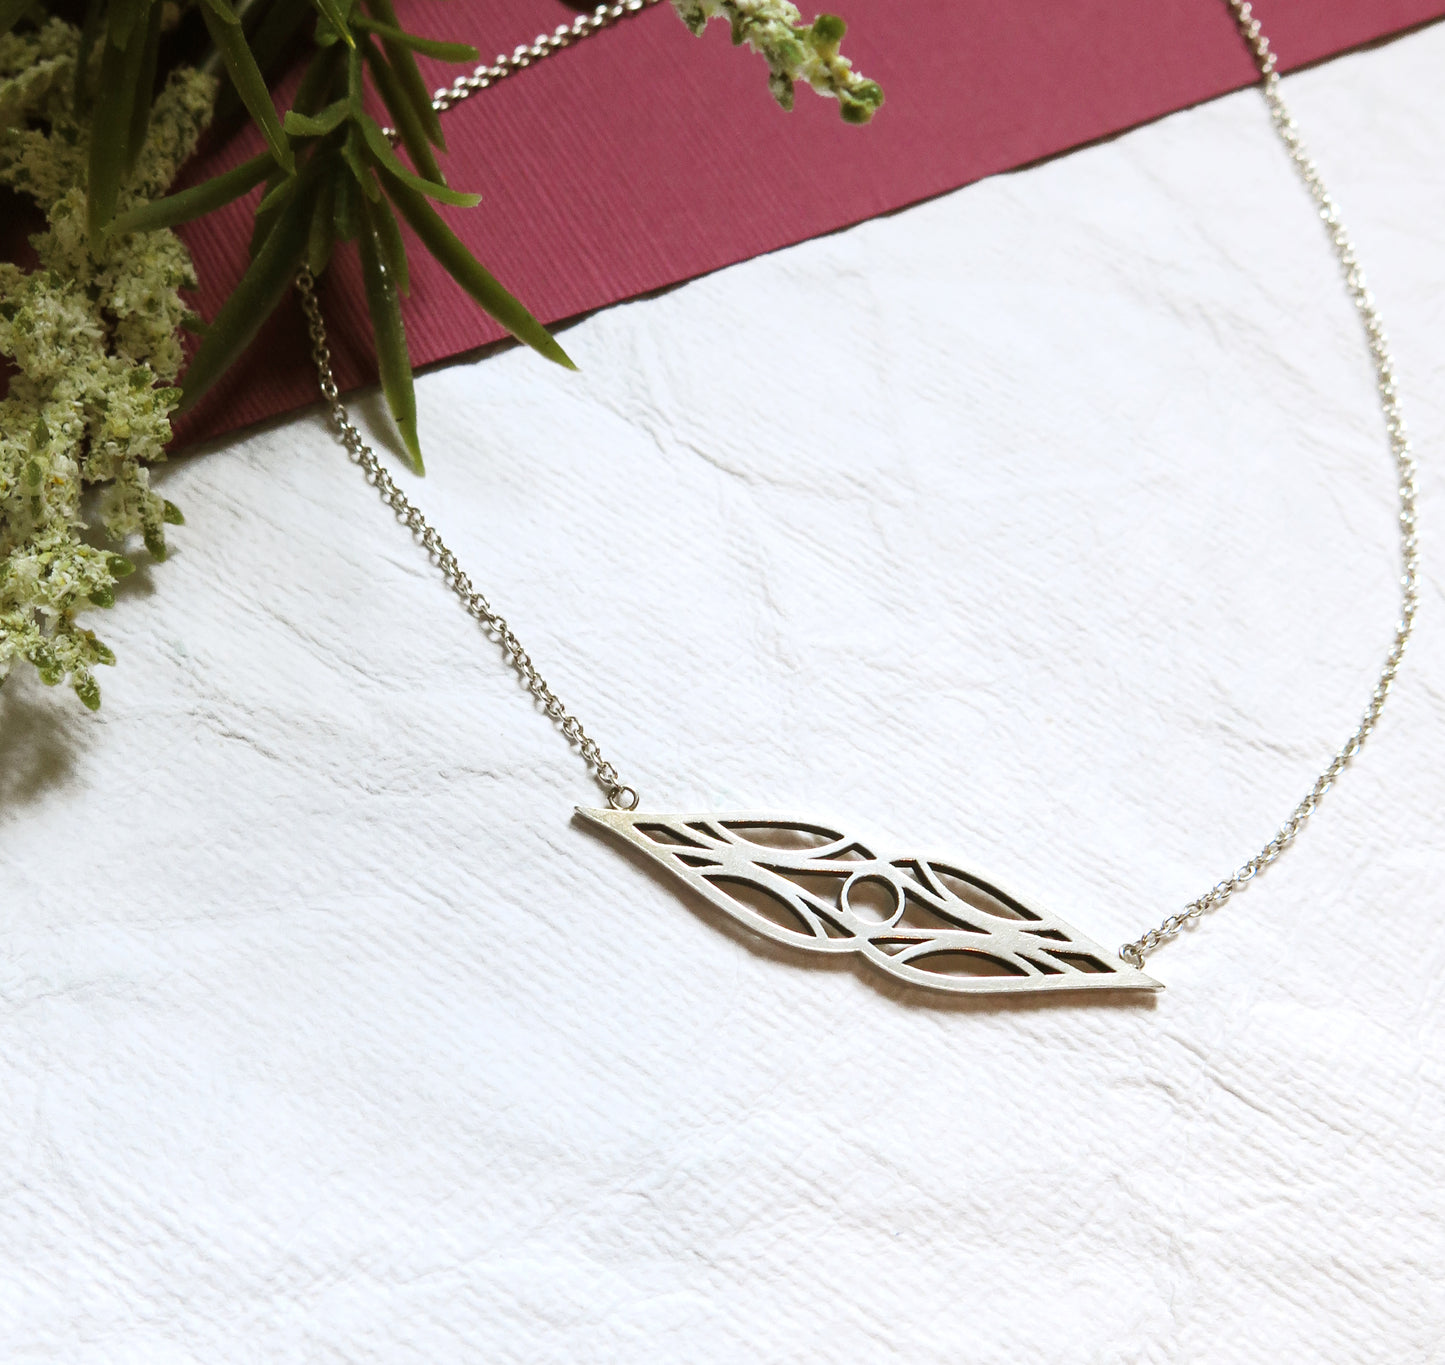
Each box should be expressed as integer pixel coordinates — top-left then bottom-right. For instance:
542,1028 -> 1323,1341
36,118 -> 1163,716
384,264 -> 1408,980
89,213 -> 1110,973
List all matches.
579,809 -> 1161,996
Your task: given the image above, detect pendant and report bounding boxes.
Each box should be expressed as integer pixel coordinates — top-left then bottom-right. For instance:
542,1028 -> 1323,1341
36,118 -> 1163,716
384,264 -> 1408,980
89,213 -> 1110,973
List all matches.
579,809 -> 1161,996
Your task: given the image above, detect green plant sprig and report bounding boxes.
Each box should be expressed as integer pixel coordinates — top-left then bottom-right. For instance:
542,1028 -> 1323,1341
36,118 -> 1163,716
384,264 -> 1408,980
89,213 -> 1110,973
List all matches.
1,0 -> 882,709
6,0 -> 883,475
100,0 -> 577,473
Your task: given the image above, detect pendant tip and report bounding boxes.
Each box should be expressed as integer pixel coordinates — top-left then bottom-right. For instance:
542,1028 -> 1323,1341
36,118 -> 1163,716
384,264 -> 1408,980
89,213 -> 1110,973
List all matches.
575,805 -> 632,834
575,805 -> 616,822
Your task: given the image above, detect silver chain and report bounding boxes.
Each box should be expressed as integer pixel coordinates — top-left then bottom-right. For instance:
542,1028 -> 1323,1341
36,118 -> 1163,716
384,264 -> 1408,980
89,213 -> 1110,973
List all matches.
305,0 -> 1419,958
423,0 -> 661,122
1120,0 -> 1420,965
295,266 -> 637,810
299,3 -> 660,812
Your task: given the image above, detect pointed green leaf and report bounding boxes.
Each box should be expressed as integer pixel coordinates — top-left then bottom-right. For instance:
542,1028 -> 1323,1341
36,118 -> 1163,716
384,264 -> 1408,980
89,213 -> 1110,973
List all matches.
199,0 -> 295,174
361,37 -> 442,183
72,0 -> 104,111
110,150 -> 273,235
362,0 -> 445,149
107,0 -> 145,50
256,173 -> 299,216
359,196 -> 422,472
346,40 -> 364,107
358,113 -> 478,206
382,172 -> 575,370
212,0 -> 317,134
333,167 -> 360,241
87,6 -> 151,240
311,0 -> 356,48
307,162 -> 339,274
282,98 -> 350,137
367,189 -> 408,296
341,127 -> 381,201
124,1 -> 164,173
181,182 -> 317,410
351,17 -> 477,62
248,165 -> 290,257
292,42 -> 347,117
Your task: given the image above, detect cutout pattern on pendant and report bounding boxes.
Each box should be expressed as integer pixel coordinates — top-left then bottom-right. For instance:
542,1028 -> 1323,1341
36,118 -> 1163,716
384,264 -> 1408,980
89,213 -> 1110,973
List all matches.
578,810 -> 1162,996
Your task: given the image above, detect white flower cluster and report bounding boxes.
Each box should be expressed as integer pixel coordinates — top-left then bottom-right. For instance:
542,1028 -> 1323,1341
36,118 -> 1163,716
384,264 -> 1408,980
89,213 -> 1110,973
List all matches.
0,19 -> 214,708
671,0 -> 883,122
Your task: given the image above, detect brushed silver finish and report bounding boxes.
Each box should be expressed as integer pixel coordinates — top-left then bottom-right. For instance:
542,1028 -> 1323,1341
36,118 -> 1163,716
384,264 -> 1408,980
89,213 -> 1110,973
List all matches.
580,809 -> 1162,995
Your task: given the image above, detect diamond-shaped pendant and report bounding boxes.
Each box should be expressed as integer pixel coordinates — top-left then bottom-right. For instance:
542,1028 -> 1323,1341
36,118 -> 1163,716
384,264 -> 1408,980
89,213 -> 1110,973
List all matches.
580,809 -> 1162,996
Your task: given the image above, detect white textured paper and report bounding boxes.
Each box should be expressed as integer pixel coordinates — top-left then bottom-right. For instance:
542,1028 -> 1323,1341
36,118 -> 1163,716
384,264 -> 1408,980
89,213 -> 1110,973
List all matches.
4,29 -> 1445,1364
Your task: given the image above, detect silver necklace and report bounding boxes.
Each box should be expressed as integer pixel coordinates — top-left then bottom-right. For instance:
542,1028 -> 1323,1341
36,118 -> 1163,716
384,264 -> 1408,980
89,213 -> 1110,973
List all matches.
295,0 -> 1419,997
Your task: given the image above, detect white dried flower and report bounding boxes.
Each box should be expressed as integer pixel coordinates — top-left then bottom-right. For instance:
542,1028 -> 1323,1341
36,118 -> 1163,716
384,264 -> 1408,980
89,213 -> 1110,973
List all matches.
0,20 -> 212,708
671,1 -> 883,122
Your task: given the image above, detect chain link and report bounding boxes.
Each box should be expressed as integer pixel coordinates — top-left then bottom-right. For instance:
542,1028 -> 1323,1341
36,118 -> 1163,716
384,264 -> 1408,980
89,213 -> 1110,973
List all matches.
311,0 -> 661,810
410,0 -> 662,128
294,268 -> 638,810
313,0 -> 1420,946
1119,1 -> 1421,966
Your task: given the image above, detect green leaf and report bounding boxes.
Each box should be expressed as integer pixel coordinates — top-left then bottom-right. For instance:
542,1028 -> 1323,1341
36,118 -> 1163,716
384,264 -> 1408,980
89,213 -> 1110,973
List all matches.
311,0 -> 356,48
341,127 -> 380,201
361,0 -> 445,149
212,0 -> 317,135
282,98 -> 351,137
198,0 -> 295,174
382,172 -> 575,371
107,0 -> 144,50
358,113 -> 478,206
124,2 -> 165,174
180,180 -> 318,410
248,165 -> 291,257
110,151 -> 273,235
359,195 -> 422,472
291,42 -> 347,117
351,17 -> 477,63
307,162 -> 339,274
256,176 -> 298,215
367,188 -> 409,295
72,0 -> 104,112
346,40 -> 364,107
361,37 -> 442,184
87,4 -> 152,240
333,167 -> 360,241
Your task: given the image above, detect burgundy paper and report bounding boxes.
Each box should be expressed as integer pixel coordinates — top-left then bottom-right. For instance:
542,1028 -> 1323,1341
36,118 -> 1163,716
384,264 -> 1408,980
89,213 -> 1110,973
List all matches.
172,0 -> 1445,446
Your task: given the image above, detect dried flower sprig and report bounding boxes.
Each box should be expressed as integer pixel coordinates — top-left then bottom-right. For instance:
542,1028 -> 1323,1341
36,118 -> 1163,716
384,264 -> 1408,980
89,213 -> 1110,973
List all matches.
671,1 -> 882,122
1,19 -> 214,707
0,2 -> 881,708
